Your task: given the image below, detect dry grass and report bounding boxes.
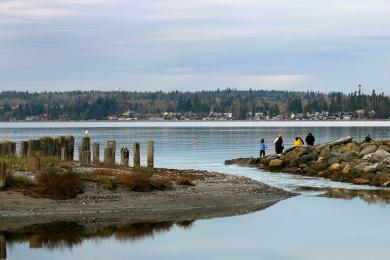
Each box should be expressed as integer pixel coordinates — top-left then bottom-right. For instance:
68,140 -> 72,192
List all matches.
117,172 -> 172,192
5,175 -> 34,188
34,166 -> 83,200
174,177 -> 195,186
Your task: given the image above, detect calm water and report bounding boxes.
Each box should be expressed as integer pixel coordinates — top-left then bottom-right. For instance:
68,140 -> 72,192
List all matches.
1,121 -> 390,259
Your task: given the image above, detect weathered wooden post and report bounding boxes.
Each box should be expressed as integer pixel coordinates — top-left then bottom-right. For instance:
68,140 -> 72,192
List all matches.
0,233 -> 6,260
0,161 -> 6,189
60,147 -> 67,161
133,142 -> 140,168
93,143 -> 100,165
108,141 -> 116,160
80,136 -> 91,166
147,140 -> 154,168
121,147 -> 129,167
67,135 -> 75,161
78,144 -> 82,162
20,141 -> 29,157
104,147 -> 115,166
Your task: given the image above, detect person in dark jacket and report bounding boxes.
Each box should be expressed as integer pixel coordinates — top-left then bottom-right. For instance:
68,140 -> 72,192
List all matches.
305,133 -> 315,146
274,135 -> 284,154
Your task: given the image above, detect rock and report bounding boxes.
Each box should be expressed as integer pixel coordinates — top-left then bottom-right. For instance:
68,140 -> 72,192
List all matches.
362,153 -> 374,160
269,159 -> 283,169
283,147 -> 308,162
378,145 -> 390,153
353,178 -> 370,185
363,165 -> 377,174
308,161 -> 328,171
327,156 -> 341,166
288,159 -> 300,167
340,151 -> 360,162
299,153 -> 318,164
373,172 -> 390,186
329,163 -> 341,172
359,145 -> 378,156
342,164 -> 351,174
372,149 -> 390,161
319,146 -> 331,157
331,142 -> 358,154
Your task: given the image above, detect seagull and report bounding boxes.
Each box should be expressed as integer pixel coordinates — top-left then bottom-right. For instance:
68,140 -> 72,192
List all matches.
84,130 -> 89,136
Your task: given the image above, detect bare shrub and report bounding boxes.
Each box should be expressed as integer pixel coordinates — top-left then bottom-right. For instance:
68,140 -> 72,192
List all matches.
36,167 -> 82,200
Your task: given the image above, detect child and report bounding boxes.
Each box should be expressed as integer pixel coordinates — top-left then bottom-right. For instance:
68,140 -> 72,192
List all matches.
259,139 -> 267,157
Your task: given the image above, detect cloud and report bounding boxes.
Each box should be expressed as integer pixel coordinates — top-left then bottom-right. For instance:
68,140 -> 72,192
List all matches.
0,0 -> 389,93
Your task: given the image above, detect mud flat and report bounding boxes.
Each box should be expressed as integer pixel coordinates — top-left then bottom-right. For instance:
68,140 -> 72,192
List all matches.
0,168 -> 294,231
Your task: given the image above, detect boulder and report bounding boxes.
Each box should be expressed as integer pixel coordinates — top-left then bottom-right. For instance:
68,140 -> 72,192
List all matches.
283,147 -> 308,162
342,164 -> 352,175
340,151 -> 360,162
329,163 -> 341,172
319,146 -> 331,157
353,178 -> 370,185
378,145 -> 390,153
327,156 -> 341,166
359,145 -> 378,156
363,165 -> 377,174
288,159 -> 300,167
362,153 -> 374,160
331,142 -> 358,154
308,161 -> 328,172
373,172 -> 390,186
372,149 -> 390,162
299,153 -> 318,164
269,159 -> 284,169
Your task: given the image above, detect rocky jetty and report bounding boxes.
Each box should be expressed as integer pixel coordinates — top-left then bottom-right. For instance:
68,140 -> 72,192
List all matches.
225,137 -> 390,187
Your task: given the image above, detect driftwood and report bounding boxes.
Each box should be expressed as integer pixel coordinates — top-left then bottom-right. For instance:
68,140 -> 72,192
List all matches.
314,136 -> 353,151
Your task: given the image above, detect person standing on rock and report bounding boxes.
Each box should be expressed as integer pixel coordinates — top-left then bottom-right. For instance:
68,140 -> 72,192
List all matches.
259,139 -> 267,157
274,135 -> 284,155
293,136 -> 305,147
305,133 -> 315,146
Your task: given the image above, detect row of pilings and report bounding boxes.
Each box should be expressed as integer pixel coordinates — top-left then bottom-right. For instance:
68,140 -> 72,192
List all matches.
77,136 -> 154,168
0,135 -> 155,189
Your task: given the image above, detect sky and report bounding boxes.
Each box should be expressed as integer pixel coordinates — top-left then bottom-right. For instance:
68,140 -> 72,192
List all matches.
0,0 -> 390,94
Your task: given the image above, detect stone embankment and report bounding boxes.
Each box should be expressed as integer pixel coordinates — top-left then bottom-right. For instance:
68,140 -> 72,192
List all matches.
226,137 -> 390,187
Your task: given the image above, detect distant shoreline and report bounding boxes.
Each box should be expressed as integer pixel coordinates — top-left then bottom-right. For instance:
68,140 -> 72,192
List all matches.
0,120 -> 389,128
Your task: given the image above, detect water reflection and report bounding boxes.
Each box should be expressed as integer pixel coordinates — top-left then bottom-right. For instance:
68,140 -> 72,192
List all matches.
293,186 -> 390,205
0,220 -> 194,259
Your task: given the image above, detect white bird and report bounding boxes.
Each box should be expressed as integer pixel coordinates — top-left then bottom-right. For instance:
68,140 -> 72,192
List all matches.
84,130 -> 89,136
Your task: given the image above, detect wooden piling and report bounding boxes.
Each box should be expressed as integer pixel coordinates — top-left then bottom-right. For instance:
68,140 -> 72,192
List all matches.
78,144 -> 82,162
147,140 -> 154,168
80,136 -> 91,166
20,141 -> 29,157
104,147 -> 115,166
108,141 -> 116,160
81,151 -> 91,166
93,143 -> 100,165
133,142 -> 140,168
0,233 -> 6,260
67,135 -> 75,161
60,147 -> 67,161
0,161 -> 6,189
121,147 -> 129,167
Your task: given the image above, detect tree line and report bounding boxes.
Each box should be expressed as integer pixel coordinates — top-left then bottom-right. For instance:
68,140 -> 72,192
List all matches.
0,89 -> 388,120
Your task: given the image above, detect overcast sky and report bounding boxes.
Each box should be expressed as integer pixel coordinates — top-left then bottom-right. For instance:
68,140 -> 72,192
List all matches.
1,0 -> 389,93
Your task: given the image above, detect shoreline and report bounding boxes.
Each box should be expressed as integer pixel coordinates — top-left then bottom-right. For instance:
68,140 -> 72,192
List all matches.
0,169 -> 295,231
0,120 -> 390,129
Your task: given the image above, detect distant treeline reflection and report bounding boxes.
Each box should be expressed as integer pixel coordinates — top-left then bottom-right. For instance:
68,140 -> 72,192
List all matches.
2,220 -> 194,252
